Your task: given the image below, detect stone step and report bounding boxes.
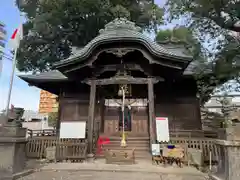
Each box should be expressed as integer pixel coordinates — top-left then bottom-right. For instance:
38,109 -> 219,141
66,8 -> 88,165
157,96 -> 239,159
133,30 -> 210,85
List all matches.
104,145 -> 149,150
95,151 -> 151,159
106,137 -> 149,143
106,141 -> 149,146
101,133 -> 150,137
103,143 -> 150,149
103,145 -> 150,151
109,139 -> 149,142
96,136 -> 151,159
105,136 -> 150,141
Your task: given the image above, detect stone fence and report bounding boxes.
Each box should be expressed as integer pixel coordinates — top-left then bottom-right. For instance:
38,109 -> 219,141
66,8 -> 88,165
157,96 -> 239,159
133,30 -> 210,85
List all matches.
210,124 -> 240,180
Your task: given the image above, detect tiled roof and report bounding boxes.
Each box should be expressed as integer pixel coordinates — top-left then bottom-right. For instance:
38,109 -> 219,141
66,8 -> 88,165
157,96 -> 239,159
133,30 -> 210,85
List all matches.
184,61 -> 212,75
158,44 -> 212,75
18,70 -> 68,82
54,18 -> 192,67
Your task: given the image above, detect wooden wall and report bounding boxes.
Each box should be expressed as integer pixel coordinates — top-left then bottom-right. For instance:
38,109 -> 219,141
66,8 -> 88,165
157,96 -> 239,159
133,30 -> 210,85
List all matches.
59,93 -> 89,122
155,97 -> 202,130
131,107 -> 148,134
58,91 -> 102,136
57,75 -> 202,135
103,107 -> 119,135
103,106 -> 149,136
154,77 -> 202,130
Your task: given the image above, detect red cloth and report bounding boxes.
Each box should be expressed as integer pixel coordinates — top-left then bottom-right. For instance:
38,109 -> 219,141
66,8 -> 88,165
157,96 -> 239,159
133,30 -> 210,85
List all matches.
96,136 -> 110,155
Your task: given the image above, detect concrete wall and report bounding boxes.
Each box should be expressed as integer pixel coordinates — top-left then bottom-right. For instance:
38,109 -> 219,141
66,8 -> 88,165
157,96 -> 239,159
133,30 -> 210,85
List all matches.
22,121 -> 53,131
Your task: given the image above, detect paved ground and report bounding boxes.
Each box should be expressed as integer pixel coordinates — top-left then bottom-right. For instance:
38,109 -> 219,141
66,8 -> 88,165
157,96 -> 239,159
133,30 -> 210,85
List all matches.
39,159 -> 205,175
19,171 -> 208,180
17,159 -> 209,180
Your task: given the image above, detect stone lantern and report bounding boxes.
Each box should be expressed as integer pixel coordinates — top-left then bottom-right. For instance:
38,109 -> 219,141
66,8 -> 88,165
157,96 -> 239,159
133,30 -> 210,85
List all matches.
0,107 -> 27,179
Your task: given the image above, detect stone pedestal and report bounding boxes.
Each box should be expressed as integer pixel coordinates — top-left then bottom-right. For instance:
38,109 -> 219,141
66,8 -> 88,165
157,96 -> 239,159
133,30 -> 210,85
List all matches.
0,126 -> 27,180
87,153 -> 95,163
104,148 -> 135,165
210,140 -> 240,180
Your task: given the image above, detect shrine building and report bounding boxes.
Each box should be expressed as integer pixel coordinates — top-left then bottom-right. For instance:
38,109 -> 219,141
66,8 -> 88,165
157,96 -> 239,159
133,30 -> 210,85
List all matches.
19,18 -> 202,156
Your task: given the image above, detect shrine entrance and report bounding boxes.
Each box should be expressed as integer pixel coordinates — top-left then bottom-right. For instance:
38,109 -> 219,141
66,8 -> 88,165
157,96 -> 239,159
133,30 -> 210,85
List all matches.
103,98 -> 149,136
118,106 -> 131,131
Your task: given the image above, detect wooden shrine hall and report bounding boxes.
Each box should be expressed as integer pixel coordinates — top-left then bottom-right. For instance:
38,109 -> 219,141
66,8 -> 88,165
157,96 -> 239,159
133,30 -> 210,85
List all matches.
19,18 -> 202,156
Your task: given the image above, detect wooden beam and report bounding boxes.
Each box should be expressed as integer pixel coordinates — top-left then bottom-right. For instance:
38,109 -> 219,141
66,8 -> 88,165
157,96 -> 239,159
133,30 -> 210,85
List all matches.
83,76 -> 162,86
148,78 -> 156,145
94,64 -> 153,77
64,55 -> 97,73
87,79 -> 96,154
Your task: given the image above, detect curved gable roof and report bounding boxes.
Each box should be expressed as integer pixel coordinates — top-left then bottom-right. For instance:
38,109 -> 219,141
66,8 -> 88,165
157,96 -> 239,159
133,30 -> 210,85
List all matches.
54,18 -> 192,68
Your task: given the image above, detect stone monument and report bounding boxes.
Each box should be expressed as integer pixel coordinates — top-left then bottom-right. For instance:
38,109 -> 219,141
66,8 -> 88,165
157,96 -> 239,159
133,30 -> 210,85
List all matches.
0,108 -> 27,180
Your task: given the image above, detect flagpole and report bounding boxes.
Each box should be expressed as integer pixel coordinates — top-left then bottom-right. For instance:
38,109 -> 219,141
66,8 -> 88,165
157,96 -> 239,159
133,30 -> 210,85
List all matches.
4,14 -> 23,120
5,47 -> 18,117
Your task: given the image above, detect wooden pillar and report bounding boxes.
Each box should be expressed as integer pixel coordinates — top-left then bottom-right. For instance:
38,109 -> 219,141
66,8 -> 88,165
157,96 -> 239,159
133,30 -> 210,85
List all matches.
56,89 -> 62,137
87,79 -> 96,154
100,98 -> 105,133
148,78 -> 156,144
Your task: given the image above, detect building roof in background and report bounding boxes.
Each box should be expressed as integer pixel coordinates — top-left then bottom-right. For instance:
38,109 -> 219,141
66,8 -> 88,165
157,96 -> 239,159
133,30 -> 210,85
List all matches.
205,97 -> 240,108
22,110 -> 48,121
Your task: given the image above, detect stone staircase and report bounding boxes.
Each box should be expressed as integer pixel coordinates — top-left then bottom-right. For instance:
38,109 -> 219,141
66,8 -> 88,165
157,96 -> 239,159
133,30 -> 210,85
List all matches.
96,136 -> 151,159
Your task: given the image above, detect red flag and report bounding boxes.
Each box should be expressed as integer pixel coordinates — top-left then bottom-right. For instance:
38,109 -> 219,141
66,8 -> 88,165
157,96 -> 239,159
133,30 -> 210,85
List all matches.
9,24 -> 23,50
11,29 -> 18,39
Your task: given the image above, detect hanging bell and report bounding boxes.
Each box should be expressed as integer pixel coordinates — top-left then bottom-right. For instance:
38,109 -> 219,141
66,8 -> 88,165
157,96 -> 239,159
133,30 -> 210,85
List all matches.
118,89 -> 123,96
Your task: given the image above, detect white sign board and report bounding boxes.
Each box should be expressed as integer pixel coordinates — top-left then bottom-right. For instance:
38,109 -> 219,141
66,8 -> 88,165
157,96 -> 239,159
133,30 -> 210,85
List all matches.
156,117 -> 169,142
60,122 -> 86,139
151,144 -> 160,155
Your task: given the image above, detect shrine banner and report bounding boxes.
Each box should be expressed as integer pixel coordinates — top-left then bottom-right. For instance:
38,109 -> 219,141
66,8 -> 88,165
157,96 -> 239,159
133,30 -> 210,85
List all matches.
156,117 -> 170,142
